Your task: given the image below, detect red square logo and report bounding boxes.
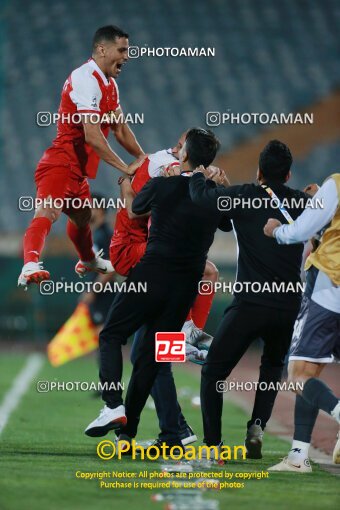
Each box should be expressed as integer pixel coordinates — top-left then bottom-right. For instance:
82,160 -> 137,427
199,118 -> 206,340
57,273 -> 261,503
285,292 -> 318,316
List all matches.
155,332 -> 186,362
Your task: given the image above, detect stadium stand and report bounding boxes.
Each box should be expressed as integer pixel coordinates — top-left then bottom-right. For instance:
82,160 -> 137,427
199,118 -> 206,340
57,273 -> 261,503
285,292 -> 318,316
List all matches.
1,0 -> 339,232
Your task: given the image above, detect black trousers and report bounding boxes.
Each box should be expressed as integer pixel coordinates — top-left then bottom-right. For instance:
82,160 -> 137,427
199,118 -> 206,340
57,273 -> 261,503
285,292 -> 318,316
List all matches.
99,261 -> 201,443
201,298 -> 299,445
130,328 -> 188,442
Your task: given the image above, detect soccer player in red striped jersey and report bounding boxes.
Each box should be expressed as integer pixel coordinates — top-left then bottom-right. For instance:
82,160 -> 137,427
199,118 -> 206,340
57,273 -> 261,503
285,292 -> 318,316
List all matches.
18,25 -> 145,288
111,132 -> 220,350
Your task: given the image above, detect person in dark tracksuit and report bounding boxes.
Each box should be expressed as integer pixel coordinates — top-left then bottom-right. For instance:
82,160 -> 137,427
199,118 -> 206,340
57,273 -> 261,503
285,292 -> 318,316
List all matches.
189,139 -> 312,458
92,187 -> 196,442
83,194 -> 117,329
85,128 -> 231,449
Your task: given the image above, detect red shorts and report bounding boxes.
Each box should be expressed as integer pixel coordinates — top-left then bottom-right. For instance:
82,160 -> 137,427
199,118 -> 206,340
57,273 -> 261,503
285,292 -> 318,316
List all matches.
110,242 -> 147,277
35,163 -> 91,213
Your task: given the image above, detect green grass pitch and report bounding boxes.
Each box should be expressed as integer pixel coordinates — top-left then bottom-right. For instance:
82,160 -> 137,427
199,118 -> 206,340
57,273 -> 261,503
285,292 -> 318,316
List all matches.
0,353 -> 338,510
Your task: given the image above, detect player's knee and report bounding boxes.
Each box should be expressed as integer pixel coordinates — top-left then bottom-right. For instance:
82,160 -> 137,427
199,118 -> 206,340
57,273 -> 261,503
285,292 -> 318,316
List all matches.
34,205 -> 61,223
70,207 -> 91,228
287,361 -> 301,385
204,260 -> 219,283
287,374 -> 298,389
83,207 -> 92,224
287,361 -> 317,391
289,360 -> 318,380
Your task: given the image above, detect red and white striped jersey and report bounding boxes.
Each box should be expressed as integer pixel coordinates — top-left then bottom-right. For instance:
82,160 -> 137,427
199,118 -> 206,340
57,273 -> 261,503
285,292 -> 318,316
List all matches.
39,58 -> 120,179
111,149 -> 179,246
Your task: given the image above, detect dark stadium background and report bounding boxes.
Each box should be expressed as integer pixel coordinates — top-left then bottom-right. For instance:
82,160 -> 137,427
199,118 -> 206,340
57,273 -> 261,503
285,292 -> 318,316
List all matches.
0,0 -> 339,343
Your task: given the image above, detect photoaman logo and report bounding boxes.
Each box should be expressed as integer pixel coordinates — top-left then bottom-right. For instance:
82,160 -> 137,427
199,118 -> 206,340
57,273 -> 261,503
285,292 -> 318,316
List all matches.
97,439 -> 246,461
155,332 -> 186,362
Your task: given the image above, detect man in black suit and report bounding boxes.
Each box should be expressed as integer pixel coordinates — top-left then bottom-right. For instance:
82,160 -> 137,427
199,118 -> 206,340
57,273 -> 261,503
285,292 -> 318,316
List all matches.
189,140 -> 311,458
85,128 -> 231,448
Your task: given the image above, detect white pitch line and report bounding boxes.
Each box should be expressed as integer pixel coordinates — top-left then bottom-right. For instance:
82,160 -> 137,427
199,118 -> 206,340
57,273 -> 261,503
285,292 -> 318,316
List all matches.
0,353 -> 44,436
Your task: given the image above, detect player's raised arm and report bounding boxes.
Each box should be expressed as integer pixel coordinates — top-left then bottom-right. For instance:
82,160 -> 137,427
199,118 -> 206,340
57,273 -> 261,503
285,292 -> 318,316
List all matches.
118,176 -> 136,219
82,119 -> 146,175
82,118 -> 131,173
110,107 -> 144,159
189,166 -> 231,211
118,176 -> 150,219
264,177 -> 338,243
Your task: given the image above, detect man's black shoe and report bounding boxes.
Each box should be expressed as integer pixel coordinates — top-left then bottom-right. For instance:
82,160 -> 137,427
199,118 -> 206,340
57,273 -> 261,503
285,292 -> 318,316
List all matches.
179,425 -> 197,446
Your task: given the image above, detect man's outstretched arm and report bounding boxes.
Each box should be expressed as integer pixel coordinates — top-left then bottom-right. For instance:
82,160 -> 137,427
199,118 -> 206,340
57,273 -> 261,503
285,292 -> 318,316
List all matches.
189,169 -> 232,212
119,177 -> 150,219
264,178 -> 338,244
83,119 -> 146,175
110,107 -> 144,159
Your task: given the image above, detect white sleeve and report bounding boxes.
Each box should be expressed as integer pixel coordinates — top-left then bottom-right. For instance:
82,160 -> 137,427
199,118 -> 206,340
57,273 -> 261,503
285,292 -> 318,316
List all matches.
148,150 -> 178,178
274,178 -> 338,244
69,68 -> 102,112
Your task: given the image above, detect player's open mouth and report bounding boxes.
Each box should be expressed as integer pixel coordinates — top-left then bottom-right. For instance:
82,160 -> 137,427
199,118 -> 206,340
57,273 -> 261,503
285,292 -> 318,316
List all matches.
116,62 -> 126,73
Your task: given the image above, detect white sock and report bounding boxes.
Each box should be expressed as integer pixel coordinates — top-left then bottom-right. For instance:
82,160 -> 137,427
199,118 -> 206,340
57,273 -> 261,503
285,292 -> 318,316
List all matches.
330,401 -> 340,424
182,320 -> 193,329
288,440 -> 310,461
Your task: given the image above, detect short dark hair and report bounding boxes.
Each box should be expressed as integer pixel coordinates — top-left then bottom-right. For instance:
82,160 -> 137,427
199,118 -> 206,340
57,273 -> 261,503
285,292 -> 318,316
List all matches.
259,140 -> 293,183
93,25 -> 129,50
185,128 -> 220,169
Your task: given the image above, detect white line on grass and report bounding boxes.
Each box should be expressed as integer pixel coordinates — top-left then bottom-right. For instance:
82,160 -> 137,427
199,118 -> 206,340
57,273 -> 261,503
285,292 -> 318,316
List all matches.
0,353 -> 44,436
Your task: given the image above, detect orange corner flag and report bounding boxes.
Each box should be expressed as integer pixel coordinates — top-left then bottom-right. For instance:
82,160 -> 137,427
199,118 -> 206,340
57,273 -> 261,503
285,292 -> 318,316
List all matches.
47,303 -> 98,366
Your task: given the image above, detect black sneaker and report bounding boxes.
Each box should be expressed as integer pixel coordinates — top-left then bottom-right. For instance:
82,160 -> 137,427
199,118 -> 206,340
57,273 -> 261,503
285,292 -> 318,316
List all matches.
245,420 -> 264,459
179,425 -> 197,446
115,434 -> 134,456
200,441 -> 224,461
152,438 -> 185,455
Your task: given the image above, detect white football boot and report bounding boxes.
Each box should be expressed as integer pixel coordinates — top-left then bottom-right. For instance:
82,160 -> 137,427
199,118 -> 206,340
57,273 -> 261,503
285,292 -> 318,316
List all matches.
332,429 -> 340,464
75,249 -> 114,278
268,456 -> 312,473
85,405 -> 127,437
330,403 -> 340,463
18,261 -> 50,288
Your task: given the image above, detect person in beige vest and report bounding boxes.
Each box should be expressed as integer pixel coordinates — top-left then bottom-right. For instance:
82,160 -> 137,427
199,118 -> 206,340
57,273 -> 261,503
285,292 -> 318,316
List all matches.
264,173 -> 340,472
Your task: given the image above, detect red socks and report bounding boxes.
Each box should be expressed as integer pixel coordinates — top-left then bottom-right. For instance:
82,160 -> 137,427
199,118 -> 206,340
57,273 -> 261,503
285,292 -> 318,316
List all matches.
66,220 -> 95,262
185,290 -> 216,329
185,310 -> 192,323
23,217 -> 95,264
23,217 -> 52,264
191,291 -> 215,329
